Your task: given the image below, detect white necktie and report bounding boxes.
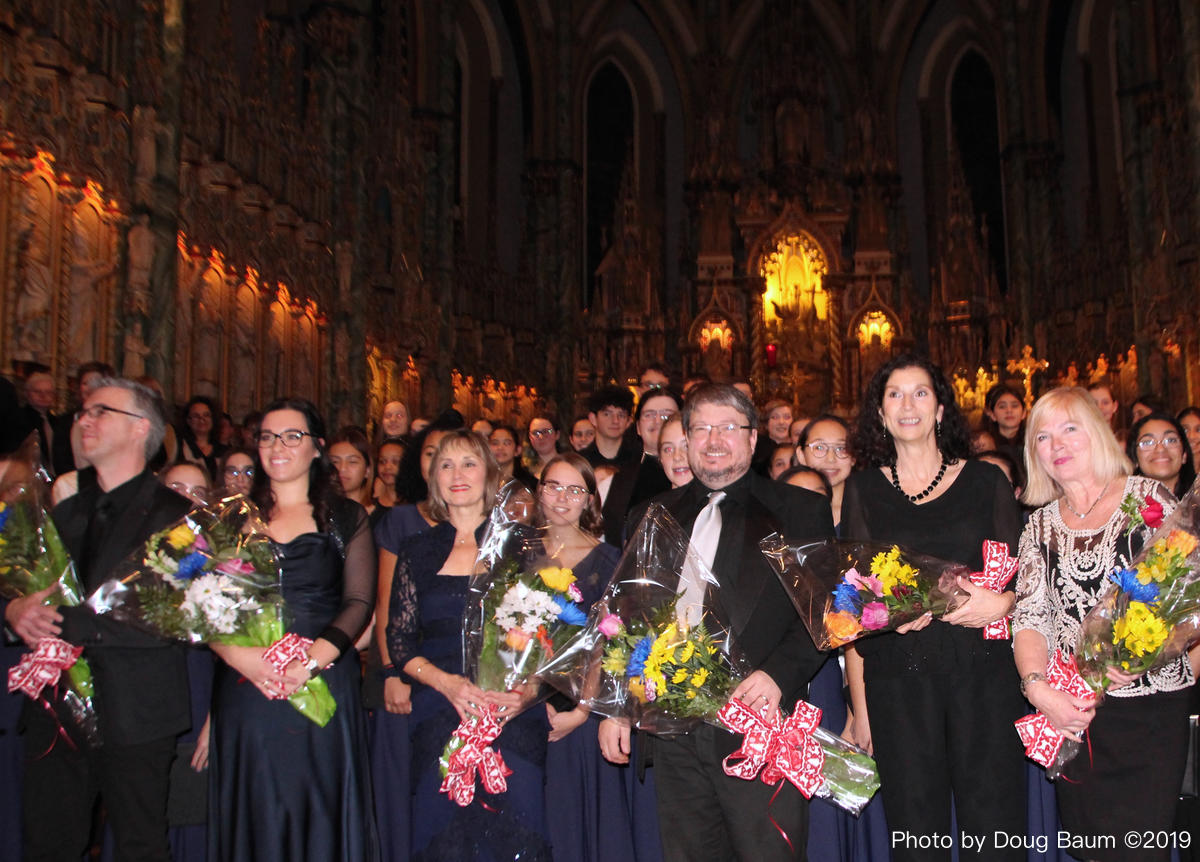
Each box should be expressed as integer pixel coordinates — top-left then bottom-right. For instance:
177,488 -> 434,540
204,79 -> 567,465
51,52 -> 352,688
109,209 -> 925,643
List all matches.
677,491 -> 725,626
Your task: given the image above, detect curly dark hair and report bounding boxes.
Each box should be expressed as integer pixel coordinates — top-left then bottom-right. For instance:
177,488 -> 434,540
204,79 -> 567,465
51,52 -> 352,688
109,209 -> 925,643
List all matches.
850,353 -> 972,468
250,398 -> 340,529
1127,412 -> 1196,498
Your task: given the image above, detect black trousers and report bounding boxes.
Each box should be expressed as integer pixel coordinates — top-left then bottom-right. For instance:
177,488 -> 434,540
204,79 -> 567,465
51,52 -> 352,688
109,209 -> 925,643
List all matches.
23,706 -> 176,862
865,665 -> 1028,861
654,723 -> 808,862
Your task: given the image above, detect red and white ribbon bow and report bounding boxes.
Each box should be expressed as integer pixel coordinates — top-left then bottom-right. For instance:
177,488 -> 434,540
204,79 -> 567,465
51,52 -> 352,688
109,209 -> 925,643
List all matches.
718,697 -> 826,799
1014,650 -> 1097,768
8,637 -> 83,700
262,633 -> 314,699
440,703 -> 513,807
969,540 -> 1019,639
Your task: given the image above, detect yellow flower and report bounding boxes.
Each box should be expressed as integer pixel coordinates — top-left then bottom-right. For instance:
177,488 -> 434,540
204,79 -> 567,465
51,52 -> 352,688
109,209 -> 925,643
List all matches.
166,524 -> 196,551
686,690 -> 696,699
538,566 -> 577,592
690,667 -> 709,688
678,640 -> 696,664
870,546 -> 918,593
672,668 -> 689,684
628,677 -> 647,703
1112,601 -> 1169,657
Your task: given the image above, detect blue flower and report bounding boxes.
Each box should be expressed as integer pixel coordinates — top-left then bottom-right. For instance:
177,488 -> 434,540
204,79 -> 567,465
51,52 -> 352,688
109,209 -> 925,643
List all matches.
832,580 -> 863,614
551,596 -> 588,626
627,635 -> 654,678
175,551 -> 209,580
0,506 -> 9,532
1110,568 -> 1160,605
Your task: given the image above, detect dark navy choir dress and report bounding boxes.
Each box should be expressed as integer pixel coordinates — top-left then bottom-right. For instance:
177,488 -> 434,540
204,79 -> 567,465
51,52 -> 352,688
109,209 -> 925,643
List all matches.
387,520 -> 552,861
207,497 -> 378,862
543,541 -> 663,862
369,502 -> 433,862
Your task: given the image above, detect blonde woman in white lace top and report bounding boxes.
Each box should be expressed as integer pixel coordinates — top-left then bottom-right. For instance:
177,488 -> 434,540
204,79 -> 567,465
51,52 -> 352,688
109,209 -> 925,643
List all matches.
1013,387 -> 1196,861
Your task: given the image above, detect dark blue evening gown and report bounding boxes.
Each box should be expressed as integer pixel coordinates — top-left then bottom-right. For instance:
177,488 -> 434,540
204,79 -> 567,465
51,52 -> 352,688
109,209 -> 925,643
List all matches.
207,501 -> 378,862
388,522 -> 552,861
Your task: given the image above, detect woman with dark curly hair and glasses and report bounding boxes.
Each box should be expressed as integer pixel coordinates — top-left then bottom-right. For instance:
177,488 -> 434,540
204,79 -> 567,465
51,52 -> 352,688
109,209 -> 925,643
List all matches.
842,354 -> 1027,861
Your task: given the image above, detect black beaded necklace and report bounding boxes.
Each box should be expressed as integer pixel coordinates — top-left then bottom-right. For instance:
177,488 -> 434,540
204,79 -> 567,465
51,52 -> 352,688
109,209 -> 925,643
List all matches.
889,456 -> 950,502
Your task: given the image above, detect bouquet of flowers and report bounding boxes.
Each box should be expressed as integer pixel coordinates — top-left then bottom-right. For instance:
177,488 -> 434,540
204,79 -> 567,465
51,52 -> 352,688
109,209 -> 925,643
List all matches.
760,537 -> 976,648
439,481 -> 593,806
0,448 -> 98,744
86,495 -> 336,726
538,505 -> 881,814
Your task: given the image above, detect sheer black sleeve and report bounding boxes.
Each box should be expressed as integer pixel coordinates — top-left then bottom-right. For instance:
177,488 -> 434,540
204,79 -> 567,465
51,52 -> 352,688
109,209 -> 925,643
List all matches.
840,474 -> 871,542
317,503 -> 376,654
988,464 -> 1023,555
384,551 -> 420,677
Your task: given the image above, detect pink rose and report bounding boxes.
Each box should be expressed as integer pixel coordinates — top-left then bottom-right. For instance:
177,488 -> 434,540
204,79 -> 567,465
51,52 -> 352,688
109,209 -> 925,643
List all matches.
860,602 -> 889,630
192,534 -> 210,552
567,583 -> 583,603
215,557 -> 256,576
845,567 -> 884,597
598,613 -> 624,639
1141,499 -> 1164,530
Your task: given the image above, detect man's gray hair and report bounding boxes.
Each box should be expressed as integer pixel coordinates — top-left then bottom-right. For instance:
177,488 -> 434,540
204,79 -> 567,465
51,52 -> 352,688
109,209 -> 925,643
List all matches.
680,383 -> 757,432
91,376 -> 167,460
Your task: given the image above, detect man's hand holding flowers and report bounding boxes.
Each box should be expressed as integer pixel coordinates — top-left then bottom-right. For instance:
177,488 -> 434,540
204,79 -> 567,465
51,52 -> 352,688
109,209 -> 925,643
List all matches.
4,582 -> 63,646
730,669 -> 783,723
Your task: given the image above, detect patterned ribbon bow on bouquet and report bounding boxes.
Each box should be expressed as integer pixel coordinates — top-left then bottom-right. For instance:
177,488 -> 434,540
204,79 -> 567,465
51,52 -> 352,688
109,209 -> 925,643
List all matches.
969,540 -> 1020,639
440,704 -> 513,807
1014,650 -> 1097,768
718,697 -> 826,798
261,632 -> 315,699
7,637 -> 83,700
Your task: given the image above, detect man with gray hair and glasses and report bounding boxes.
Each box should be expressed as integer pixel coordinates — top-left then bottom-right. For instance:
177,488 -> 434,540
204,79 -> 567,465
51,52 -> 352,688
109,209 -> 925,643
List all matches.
4,376 -> 193,861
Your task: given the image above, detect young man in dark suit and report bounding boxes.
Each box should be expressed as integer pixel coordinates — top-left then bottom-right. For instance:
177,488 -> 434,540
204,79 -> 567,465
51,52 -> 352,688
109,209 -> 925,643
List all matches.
5,376 -> 193,861
600,383 -> 834,861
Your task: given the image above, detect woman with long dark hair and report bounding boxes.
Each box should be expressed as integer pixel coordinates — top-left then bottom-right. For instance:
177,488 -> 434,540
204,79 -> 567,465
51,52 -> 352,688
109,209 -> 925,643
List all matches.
1126,411 -> 1196,499
843,354 -> 1026,861
176,396 -> 228,479
207,398 -> 377,861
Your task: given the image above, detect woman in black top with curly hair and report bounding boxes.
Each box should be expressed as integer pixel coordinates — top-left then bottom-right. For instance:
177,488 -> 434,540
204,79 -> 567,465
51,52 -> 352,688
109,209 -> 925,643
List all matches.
842,355 -> 1027,861
208,398 -> 378,861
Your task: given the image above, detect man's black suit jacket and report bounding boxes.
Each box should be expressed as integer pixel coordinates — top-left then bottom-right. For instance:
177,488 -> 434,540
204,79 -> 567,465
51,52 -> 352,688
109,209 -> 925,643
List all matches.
53,468 -> 194,746
649,470 -> 834,708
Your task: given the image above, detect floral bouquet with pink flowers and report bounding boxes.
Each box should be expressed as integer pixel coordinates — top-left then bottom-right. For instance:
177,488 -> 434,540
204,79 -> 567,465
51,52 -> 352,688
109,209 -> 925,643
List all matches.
761,537 -> 976,649
86,495 -> 336,726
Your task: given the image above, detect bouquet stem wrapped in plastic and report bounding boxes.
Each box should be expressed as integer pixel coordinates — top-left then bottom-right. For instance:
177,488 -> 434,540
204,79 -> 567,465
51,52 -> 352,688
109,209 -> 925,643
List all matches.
438,481 -> 595,806
760,536 -> 974,649
538,504 -> 881,814
86,495 -> 336,726
0,444 -> 98,745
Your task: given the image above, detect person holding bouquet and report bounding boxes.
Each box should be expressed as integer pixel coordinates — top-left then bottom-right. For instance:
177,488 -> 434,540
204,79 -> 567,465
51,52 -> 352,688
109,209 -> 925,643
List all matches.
386,430 -> 550,860
206,398 -> 378,861
842,355 -> 1026,860
4,376 -> 193,861
1013,387 -> 1194,861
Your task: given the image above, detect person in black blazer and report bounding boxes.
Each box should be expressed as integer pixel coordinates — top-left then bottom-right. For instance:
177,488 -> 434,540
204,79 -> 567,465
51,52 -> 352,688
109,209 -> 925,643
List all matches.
599,387 -> 679,547
600,384 -> 834,862
4,376 -> 192,861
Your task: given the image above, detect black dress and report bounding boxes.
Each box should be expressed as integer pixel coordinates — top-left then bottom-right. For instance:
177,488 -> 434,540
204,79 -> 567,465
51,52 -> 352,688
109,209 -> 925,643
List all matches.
207,498 -> 378,862
841,460 -> 1027,861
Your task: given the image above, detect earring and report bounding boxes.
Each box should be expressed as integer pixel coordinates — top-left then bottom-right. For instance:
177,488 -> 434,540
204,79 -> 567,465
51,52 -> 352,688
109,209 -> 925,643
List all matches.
936,420 -> 942,436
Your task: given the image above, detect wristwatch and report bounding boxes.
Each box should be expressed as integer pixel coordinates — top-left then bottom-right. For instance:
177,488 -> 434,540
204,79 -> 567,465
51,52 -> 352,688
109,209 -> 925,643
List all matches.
303,656 -> 322,679
1019,671 -> 1046,697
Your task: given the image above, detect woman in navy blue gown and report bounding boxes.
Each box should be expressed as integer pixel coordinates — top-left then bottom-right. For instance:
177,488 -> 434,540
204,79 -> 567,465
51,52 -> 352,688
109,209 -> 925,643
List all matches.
387,430 -> 551,860
207,399 -> 378,861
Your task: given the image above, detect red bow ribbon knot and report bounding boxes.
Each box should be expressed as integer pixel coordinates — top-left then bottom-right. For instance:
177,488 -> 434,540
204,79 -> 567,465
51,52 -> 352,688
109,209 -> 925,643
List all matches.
440,704 -> 513,807
718,697 -> 826,799
1014,650 -> 1097,767
8,637 -> 83,700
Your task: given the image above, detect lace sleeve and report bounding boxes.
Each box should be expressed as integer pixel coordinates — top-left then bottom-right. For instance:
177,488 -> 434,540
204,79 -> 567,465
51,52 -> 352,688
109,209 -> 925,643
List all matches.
1011,511 -> 1054,652
385,551 -> 421,673
317,504 -> 376,655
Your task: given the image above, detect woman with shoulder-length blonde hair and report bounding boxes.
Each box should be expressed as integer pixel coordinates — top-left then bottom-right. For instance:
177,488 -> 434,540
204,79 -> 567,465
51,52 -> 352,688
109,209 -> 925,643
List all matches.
1013,387 -> 1195,862
385,429 -> 550,858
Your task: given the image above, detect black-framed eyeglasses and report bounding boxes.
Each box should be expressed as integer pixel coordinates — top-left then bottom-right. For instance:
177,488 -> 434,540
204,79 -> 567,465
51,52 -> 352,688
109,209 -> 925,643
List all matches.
256,430 -> 314,448
223,466 -> 256,478
540,482 -> 589,499
75,404 -> 146,423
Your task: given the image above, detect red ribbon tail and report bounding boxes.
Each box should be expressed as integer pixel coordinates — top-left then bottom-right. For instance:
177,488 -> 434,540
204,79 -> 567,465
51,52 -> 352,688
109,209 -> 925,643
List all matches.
765,778 -> 794,856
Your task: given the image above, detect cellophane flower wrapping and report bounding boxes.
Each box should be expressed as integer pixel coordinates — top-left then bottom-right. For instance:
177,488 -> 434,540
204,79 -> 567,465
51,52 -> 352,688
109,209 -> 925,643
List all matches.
0,439 -> 98,743
536,504 -> 880,813
86,494 -> 336,726
1076,477 -> 1200,691
760,536 -> 971,649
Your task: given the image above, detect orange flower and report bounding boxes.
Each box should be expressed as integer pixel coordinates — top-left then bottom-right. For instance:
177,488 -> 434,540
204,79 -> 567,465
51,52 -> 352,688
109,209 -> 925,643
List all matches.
505,628 -> 533,650
825,610 -> 864,646
1165,530 -> 1198,558
628,677 -> 648,703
